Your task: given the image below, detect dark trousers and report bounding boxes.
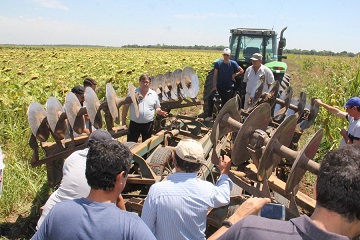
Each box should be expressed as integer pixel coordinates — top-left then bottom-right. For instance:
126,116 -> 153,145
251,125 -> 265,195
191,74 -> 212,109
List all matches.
127,120 -> 154,142
217,87 -> 234,109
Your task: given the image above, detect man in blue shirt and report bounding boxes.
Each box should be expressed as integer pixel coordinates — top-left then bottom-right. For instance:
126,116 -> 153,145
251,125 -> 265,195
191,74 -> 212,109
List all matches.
33,139 -> 155,240
141,139 -> 233,240
208,48 -> 243,120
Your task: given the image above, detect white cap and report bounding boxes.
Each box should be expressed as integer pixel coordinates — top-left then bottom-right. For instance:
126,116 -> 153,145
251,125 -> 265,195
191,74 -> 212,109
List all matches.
175,139 -> 205,164
223,48 -> 231,55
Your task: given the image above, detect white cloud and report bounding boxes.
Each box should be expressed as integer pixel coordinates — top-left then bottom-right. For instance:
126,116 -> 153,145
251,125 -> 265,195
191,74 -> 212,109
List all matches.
32,0 -> 68,10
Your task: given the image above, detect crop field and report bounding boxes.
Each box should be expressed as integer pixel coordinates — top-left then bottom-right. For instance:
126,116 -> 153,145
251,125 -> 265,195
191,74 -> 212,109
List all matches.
0,46 -> 359,238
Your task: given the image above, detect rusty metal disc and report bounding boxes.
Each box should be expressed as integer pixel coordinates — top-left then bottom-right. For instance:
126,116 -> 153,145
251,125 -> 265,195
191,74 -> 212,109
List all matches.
28,102 -> 50,141
232,103 -> 271,165
171,69 -> 182,100
297,92 -> 306,119
210,95 -> 241,144
129,83 -> 140,118
285,129 -> 323,195
181,66 -> 199,98
257,114 -> 297,181
273,86 -> 293,122
299,98 -> 319,131
65,92 -> 85,134
250,80 -> 265,108
153,74 -> 164,100
46,97 -> 67,139
162,71 -> 172,101
85,87 -> 102,129
106,83 -> 120,124
267,81 -> 280,108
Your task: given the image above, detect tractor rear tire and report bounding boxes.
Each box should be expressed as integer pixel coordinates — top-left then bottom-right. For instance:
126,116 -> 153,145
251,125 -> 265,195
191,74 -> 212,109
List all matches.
202,69 -> 215,117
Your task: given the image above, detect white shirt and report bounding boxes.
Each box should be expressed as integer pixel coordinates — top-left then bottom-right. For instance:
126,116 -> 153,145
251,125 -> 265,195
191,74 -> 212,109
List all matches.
243,64 -> 274,95
129,88 -> 161,123
37,148 -> 90,229
141,172 -> 232,240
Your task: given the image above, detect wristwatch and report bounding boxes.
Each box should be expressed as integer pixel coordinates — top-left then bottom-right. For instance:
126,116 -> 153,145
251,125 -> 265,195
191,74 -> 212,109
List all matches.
221,220 -> 233,228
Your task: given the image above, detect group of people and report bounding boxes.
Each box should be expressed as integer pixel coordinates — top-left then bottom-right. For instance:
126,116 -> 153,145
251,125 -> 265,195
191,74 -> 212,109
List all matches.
34,128 -> 360,239
33,53 -> 360,239
206,48 -> 274,120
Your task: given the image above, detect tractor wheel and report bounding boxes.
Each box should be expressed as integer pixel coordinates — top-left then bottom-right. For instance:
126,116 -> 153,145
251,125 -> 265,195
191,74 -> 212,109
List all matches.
201,69 -> 215,118
149,147 -> 173,176
276,73 -> 291,95
124,141 -> 139,150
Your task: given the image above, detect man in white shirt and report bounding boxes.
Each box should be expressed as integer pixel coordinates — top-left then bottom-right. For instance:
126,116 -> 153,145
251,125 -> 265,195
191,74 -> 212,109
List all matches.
243,53 -> 274,109
141,139 -> 233,240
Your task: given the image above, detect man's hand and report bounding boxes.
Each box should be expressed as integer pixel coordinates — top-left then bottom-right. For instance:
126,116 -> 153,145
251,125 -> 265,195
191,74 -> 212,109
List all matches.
227,197 -> 271,224
157,109 -> 168,117
218,155 -> 231,175
314,98 -> 323,106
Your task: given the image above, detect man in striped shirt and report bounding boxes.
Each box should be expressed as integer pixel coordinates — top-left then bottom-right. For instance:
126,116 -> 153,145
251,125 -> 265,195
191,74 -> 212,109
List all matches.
141,139 -> 233,240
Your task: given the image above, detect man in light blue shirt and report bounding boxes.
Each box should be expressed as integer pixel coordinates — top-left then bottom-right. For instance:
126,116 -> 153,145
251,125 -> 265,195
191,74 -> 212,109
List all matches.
141,139 -> 233,240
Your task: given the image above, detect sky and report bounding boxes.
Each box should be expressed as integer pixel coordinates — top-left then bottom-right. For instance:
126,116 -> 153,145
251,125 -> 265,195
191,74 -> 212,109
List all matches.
0,0 -> 359,53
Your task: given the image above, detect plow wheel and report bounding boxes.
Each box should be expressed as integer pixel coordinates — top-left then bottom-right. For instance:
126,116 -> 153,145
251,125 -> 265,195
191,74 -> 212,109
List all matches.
124,141 -> 140,150
148,147 -> 173,176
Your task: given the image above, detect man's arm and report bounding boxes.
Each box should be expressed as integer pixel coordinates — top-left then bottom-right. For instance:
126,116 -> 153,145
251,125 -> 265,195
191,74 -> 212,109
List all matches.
231,64 -> 244,82
121,104 -> 130,126
314,98 -> 347,118
211,155 -> 233,207
208,197 -> 271,240
265,67 -> 275,89
156,108 -> 168,117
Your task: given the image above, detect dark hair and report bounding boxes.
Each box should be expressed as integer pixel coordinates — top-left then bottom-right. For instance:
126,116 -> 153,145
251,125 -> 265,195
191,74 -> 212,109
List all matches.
316,144 -> 360,221
83,77 -> 97,87
355,106 -> 360,112
139,74 -> 151,82
86,140 -> 132,191
175,153 -> 201,173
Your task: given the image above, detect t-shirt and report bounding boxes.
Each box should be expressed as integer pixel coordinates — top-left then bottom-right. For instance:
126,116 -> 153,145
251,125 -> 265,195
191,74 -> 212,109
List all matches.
33,198 -> 156,240
36,148 -> 90,229
129,88 -> 161,123
340,114 -> 360,146
243,64 -> 274,95
218,215 -> 350,240
214,60 -> 240,89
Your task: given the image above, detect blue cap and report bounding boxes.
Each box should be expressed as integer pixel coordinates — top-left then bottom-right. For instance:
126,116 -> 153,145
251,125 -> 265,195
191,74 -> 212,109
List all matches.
344,97 -> 360,108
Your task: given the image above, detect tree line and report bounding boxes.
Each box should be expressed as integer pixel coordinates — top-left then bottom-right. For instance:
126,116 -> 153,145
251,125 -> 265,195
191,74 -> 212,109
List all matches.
122,44 -> 359,57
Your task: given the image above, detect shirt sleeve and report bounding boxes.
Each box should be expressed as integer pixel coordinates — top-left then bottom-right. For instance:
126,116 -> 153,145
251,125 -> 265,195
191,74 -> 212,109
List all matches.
141,187 -> 157,235
265,67 -> 275,84
211,174 -> 233,208
130,218 -> 157,240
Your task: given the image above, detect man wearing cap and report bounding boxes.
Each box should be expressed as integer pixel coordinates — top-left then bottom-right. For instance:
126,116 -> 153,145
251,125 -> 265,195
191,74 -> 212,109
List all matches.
36,130 -> 125,229
209,48 -> 244,120
141,139 -> 233,240
71,85 -> 85,106
243,53 -> 274,109
315,97 -> 360,146
83,77 -> 97,91
122,74 -> 168,142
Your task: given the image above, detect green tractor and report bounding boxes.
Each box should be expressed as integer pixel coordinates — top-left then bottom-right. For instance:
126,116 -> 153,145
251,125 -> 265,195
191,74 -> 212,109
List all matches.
203,27 -> 290,116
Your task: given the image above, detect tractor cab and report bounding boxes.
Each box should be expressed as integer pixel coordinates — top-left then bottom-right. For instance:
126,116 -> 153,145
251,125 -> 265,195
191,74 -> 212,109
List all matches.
228,27 -> 288,78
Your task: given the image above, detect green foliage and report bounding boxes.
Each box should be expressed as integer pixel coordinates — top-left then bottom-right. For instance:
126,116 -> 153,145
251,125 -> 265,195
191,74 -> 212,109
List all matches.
0,46 -> 220,236
289,54 -> 360,157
